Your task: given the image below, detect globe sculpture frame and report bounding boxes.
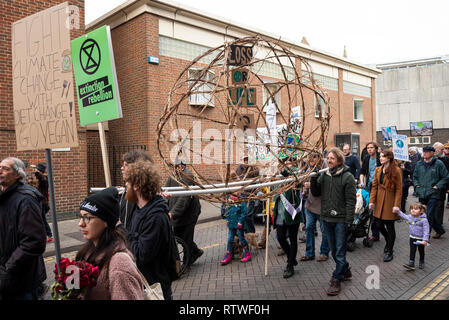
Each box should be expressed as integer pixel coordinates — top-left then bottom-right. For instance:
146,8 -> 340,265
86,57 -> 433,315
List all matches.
157,36 -> 331,204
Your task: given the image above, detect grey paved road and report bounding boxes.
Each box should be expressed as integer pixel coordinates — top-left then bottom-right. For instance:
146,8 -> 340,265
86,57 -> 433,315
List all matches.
43,193 -> 449,300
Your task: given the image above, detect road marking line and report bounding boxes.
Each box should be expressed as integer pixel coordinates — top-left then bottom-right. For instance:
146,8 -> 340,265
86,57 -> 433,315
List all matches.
201,243 -> 222,250
411,267 -> 449,300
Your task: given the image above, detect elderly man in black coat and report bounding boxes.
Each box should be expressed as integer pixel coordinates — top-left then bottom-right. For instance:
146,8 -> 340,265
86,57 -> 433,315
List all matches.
0,157 -> 46,300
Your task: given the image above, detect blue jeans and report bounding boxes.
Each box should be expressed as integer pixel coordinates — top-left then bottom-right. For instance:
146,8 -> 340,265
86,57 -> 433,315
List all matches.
323,221 -> 350,281
227,227 -> 249,253
304,208 -> 329,257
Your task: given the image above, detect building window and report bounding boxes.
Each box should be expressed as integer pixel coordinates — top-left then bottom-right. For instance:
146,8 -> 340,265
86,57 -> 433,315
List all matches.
409,136 -> 431,145
353,99 -> 363,121
263,83 -> 280,113
188,68 -> 215,107
314,94 -> 326,118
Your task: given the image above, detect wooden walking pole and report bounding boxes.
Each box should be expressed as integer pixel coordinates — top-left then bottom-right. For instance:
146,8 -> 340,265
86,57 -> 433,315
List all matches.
98,121 -> 111,187
265,189 -> 271,276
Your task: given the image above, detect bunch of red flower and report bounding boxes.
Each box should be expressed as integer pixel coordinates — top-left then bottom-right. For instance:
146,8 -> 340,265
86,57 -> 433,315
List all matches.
51,257 -> 101,300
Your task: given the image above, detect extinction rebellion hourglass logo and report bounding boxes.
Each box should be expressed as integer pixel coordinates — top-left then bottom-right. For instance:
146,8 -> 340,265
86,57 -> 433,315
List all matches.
80,39 -> 101,75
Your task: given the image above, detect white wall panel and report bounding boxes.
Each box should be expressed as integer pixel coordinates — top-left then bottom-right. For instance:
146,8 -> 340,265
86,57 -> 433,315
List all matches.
343,70 -> 371,87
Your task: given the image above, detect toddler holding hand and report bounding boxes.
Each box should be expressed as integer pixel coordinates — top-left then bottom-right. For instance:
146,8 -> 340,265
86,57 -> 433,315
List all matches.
396,202 -> 429,270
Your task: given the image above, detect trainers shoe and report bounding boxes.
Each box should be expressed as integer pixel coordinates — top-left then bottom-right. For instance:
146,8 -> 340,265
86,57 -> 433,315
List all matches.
220,252 -> 231,265
383,252 -> 393,262
298,236 -> 306,243
327,279 -> 341,296
299,255 -> 315,261
277,249 -> 286,256
46,237 -> 54,243
240,251 -> 251,263
317,255 -> 329,262
403,260 -> 415,270
419,261 -> 425,269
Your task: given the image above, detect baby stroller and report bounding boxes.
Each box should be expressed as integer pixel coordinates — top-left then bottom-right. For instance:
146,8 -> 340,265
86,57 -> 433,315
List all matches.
346,188 -> 374,251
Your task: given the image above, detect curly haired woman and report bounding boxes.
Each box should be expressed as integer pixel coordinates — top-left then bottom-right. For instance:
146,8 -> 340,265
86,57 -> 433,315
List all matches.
369,149 -> 402,262
124,160 -> 174,300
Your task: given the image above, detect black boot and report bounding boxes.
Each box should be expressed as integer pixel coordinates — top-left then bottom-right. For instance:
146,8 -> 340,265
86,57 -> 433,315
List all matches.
283,265 -> 294,278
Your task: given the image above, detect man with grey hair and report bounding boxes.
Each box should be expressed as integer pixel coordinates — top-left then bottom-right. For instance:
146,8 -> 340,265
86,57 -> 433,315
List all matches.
0,157 -> 47,300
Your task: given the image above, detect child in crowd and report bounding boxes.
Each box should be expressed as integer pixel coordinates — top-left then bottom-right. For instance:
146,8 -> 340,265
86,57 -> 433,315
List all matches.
396,202 -> 430,270
221,193 -> 251,265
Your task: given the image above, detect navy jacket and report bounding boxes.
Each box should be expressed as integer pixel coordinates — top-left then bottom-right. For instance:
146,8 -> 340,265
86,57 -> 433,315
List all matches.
344,154 -> 360,181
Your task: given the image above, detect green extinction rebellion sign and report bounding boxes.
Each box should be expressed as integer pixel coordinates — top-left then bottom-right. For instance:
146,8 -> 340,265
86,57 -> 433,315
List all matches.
71,25 -> 122,126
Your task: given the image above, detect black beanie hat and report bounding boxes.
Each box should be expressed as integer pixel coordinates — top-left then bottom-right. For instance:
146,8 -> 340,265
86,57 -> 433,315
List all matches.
80,187 -> 119,228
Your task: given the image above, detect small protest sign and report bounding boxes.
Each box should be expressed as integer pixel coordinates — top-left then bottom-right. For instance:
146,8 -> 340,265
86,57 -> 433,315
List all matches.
392,134 -> 409,161
71,25 -> 122,126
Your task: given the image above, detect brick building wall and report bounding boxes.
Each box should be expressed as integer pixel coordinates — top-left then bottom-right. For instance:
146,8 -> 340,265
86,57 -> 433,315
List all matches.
0,0 -> 87,215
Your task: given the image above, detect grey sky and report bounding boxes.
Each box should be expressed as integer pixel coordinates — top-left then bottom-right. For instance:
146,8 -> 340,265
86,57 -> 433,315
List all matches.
85,0 -> 449,65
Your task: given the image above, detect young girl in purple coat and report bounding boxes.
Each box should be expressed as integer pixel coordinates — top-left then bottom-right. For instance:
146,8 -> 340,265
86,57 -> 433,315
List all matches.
396,202 -> 430,270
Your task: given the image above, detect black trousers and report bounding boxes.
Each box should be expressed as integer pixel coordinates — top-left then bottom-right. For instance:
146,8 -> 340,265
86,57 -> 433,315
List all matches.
276,223 -> 300,267
174,221 -> 201,259
375,218 -> 396,253
409,238 -> 425,262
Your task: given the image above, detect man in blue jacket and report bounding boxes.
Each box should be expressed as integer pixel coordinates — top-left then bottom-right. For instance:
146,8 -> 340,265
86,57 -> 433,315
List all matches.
343,144 -> 360,182
413,146 -> 449,239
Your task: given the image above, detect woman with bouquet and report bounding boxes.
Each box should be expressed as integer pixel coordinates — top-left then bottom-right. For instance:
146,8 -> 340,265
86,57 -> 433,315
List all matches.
75,187 -> 144,299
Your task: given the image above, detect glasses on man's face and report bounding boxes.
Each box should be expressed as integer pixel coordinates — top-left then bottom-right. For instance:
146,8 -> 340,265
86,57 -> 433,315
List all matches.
78,213 -> 96,224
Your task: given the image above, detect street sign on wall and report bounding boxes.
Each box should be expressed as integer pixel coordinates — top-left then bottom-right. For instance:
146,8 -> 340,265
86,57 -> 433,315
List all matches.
12,2 -> 79,151
71,25 -> 122,126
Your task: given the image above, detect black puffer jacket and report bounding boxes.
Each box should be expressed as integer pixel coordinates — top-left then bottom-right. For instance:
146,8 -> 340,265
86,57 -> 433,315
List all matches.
0,182 -> 47,297
126,195 -> 173,300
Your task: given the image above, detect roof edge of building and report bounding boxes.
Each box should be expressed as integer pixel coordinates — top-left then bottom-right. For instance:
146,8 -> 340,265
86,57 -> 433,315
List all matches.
86,0 -> 381,77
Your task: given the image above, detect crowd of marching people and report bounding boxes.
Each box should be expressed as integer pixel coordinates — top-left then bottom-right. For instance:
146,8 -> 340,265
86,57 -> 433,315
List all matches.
0,140 -> 448,299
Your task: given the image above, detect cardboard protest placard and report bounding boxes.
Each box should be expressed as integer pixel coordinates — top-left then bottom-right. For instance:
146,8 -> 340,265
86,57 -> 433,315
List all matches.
12,2 -> 79,151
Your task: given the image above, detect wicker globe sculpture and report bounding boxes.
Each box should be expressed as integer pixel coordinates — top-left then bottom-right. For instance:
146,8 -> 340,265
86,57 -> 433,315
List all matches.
157,36 -> 330,204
